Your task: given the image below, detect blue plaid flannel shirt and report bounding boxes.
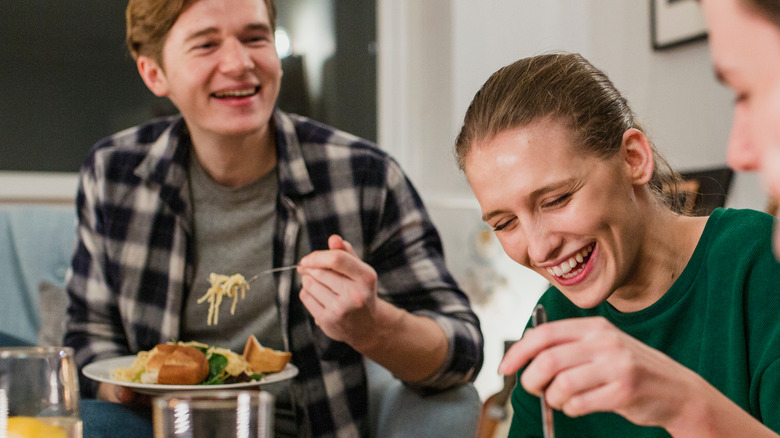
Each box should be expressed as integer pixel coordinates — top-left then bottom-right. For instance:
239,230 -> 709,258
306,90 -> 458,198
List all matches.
65,109 -> 483,437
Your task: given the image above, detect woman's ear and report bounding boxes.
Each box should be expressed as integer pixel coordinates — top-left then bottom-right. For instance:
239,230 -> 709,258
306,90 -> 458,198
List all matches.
621,128 -> 654,185
136,55 -> 169,97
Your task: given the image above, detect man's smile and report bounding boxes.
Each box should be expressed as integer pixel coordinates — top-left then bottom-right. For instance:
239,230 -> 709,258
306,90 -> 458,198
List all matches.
211,86 -> 260,98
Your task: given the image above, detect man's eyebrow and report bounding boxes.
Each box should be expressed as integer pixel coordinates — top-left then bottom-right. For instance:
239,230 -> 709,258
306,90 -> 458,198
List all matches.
185,27 -> 219,43
713,67 -> 726,85
184,23 -> 272,42
246,23 -> 273,33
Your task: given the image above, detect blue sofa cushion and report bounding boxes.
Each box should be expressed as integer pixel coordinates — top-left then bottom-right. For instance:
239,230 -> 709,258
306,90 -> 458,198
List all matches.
0,205 -> 76,344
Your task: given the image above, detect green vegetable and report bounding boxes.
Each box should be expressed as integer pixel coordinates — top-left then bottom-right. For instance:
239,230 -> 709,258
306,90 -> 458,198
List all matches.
201,352 -> 229,385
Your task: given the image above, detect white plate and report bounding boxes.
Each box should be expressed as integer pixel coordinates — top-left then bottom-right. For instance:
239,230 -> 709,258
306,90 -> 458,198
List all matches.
82,355 -> 298,395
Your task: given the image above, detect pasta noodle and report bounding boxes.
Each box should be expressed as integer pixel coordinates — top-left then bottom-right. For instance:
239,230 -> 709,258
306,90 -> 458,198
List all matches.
179,341 -> 255,377
111,348 -> 155,382
197,273 -> 250,326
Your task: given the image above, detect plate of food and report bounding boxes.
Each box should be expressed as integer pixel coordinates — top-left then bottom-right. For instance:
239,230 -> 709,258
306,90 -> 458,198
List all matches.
82,335 -> 297,395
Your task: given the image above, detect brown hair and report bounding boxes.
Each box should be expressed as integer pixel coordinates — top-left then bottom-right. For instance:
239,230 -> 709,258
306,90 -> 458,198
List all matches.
742,0 -> 780,28
454,52 -> 685,213
125,0 -> 277,64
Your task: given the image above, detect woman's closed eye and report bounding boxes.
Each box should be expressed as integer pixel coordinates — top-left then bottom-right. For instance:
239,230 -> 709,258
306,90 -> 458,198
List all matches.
492,217 -> 516,232
542,193 -> 572,209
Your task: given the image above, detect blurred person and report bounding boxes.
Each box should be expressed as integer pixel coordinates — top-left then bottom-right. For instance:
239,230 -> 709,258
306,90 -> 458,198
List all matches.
701,0 -> 780,256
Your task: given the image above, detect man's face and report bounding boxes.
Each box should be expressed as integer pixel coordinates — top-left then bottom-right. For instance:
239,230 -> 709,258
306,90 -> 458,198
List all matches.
138,0 -> 283,139
702,0 -> 780,254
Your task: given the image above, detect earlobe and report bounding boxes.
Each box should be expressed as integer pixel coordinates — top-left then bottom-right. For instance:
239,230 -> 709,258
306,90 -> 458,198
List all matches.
136,56 -> 169,97
621,128 -> 654,185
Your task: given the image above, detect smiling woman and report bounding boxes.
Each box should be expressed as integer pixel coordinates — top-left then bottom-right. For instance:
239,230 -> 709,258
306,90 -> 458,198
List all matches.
456,52 -> 780,437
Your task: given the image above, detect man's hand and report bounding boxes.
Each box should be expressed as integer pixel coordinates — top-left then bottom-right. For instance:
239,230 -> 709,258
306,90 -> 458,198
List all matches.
298,235 -> 382,350
97,382 -> 149,406
298,234 -> 449,382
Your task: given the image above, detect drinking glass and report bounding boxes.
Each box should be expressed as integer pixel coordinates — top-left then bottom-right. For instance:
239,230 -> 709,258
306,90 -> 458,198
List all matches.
153,390 -> 274,438
0,346 -> 82,438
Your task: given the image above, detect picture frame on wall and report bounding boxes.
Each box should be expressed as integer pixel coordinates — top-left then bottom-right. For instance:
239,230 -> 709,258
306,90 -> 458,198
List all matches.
650,0 -> 708,50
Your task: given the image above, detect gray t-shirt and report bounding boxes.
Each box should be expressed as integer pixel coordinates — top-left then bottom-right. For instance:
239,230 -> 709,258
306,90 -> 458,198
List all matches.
181,156 -> 297,436
182,157 -> 282,352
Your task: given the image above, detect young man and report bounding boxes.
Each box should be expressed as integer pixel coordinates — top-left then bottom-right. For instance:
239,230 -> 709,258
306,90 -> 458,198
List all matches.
701,0 -> 780,257
64,0 -> 483,436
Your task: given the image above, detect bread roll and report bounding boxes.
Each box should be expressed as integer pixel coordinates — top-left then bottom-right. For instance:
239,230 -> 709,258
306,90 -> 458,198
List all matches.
243,335 -> 292,373
145,344 -> 210,385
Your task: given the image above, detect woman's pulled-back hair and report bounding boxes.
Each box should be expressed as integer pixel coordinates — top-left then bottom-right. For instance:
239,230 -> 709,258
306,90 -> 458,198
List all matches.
454,52 -> 684,213
125,0 -> 277,65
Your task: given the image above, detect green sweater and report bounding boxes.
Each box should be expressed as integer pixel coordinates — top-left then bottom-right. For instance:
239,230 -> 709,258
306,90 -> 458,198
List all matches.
509,208 -> 780,437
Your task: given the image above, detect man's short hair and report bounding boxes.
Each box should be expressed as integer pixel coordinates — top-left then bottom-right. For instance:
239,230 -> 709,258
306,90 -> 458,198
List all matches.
125,0 -> 277,64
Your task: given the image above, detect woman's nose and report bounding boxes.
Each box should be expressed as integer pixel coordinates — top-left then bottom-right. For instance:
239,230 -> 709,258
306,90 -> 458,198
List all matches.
525,221 -> 561,266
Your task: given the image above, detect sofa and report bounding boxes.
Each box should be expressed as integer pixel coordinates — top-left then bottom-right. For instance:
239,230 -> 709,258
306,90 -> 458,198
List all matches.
0,203 -> 481,437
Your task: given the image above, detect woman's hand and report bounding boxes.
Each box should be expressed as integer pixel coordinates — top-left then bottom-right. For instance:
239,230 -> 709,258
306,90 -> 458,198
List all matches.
298,235 -> 382,350
499,316 -> 699,429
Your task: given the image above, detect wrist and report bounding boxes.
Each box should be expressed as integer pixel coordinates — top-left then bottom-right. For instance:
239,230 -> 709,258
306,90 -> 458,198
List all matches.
350,299 -> 403,354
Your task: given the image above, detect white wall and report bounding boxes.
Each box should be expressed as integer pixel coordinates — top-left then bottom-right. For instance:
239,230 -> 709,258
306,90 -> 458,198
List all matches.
378,0 -> 765,400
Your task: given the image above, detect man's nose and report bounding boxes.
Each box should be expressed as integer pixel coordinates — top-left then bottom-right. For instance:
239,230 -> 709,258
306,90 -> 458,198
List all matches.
726,107 -> 761,172
219,39 -> 253,75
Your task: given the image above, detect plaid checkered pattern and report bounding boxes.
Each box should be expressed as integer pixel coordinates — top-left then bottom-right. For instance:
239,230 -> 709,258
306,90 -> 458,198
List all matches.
65,110 -> 483,437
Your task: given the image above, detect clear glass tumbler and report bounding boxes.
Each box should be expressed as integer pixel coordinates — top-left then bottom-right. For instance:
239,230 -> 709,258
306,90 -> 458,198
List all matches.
0,346 -> 82,438
153,390 -> 275,438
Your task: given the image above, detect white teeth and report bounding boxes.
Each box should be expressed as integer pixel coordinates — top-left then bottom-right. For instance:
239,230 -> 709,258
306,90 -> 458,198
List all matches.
546,245 -> 593,279
214,87 -> 256,98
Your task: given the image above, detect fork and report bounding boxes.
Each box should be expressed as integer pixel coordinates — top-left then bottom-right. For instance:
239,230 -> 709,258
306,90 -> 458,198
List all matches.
533,304 -> 555,438
246,265 -> 300,284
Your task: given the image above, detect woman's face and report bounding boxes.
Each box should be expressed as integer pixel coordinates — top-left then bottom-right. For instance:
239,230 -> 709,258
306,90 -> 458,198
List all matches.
703,0 -> 780,205
464,118 -> 645,309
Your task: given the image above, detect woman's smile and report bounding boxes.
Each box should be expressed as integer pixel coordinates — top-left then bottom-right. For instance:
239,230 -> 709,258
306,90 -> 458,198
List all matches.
544,243 -> 595,285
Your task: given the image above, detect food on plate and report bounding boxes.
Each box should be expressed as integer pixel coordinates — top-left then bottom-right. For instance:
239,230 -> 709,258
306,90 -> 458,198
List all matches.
144,344 -> 209,385
110,337 -> 291,386
243,334 -> 292,372
197,273 -> 250,326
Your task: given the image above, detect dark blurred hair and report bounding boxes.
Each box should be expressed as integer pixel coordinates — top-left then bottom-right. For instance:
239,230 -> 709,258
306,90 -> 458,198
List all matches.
743,0 -> 780,28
